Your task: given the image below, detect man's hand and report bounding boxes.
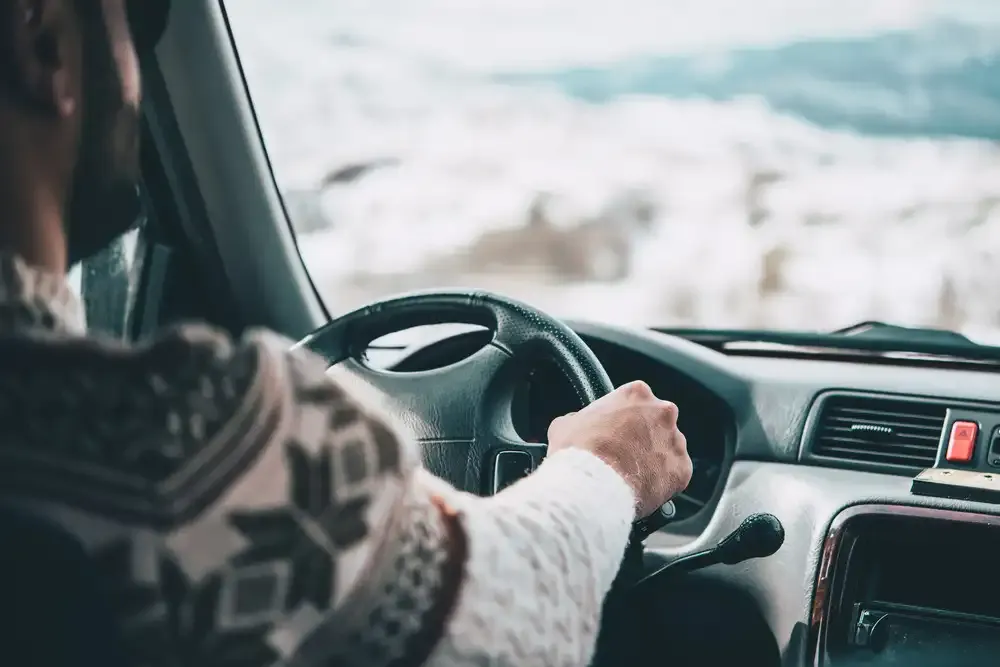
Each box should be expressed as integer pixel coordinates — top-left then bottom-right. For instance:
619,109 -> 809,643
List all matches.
547,380 -> 693,519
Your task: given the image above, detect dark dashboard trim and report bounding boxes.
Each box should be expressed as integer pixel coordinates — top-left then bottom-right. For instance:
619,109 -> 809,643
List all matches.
809,503 -> 1000,666
672,344 -> 1000,373
652,328 -> 1000,371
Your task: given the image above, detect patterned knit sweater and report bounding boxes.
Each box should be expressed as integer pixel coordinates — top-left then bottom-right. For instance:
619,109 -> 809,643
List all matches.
0,254 -> 635,667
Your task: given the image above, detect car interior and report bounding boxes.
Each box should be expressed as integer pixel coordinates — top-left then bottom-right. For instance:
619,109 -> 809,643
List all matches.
11,2 -> 1000,666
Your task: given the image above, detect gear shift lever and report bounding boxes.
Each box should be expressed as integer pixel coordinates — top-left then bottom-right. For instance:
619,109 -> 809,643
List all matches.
629,512 -> 785,591
595,512 -> 785,667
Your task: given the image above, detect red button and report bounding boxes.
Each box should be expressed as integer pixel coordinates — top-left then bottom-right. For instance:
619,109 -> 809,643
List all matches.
946,421 -> 978,463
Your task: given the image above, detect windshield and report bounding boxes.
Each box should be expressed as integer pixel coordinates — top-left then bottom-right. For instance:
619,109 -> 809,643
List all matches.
224,0 -> 1000,343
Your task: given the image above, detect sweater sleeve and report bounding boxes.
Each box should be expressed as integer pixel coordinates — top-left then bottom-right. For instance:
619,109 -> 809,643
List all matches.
319,449 -> 635,667
422,448 -> 636,667
239,329 -> 637,666
0,322 -> 634,667
245,333 -> 638,667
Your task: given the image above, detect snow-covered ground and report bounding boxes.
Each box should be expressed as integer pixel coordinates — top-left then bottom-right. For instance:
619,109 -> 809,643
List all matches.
225,0 -> 1000,343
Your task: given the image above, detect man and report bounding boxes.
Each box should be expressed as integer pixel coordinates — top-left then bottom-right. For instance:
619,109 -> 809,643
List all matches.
0,1 -> 692,666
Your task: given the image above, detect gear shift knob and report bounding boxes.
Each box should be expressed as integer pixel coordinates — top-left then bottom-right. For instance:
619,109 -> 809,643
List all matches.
714,512 -> 785,564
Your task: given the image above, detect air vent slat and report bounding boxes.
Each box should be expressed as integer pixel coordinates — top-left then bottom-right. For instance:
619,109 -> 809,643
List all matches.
825,416 -> 941,433
816,433 -> 936,453
817,446 -> 933,465
811,395 -> 946,469
821,427 -> 940,444
830,408 -> 943,424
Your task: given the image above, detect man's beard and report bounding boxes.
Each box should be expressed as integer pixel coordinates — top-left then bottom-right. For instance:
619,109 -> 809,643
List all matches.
64,26 -> 143,267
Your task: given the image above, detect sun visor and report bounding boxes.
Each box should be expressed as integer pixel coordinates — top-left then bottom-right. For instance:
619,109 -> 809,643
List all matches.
128,0 -> 171,55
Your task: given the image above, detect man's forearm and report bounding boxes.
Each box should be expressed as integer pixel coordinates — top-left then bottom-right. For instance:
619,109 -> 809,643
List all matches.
328,448 -> 635,667
426,448 -> 635,667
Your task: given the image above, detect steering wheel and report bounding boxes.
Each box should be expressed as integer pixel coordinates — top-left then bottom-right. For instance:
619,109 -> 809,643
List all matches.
295,290 -> 614,494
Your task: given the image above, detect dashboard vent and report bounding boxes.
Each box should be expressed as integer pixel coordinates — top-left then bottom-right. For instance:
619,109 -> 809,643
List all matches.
812,395 -> 946,468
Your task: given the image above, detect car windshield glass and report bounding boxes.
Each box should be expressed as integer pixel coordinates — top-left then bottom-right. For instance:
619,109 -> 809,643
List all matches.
224,0 -> 1000,345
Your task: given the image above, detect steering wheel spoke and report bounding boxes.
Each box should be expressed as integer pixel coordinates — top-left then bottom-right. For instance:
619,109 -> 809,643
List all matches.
334,342 -> 511,441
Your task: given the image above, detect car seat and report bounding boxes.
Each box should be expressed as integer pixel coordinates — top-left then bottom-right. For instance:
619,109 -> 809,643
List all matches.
0,507 -> 129,667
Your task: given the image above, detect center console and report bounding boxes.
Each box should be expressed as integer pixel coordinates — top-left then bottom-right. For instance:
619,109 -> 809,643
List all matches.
812,504 -> 1000,667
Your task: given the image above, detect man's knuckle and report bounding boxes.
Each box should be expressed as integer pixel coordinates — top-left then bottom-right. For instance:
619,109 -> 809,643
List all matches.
681,455 -> 694,483
673,428 -> 688,451
623,380 -> 653,397
549,414 -> 564,427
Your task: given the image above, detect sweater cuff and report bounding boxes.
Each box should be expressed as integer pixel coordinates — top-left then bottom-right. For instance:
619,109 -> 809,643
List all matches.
311,474 -> 462,667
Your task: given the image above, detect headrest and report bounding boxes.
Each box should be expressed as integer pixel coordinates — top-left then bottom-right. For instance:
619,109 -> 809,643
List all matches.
127,0 -> 170,55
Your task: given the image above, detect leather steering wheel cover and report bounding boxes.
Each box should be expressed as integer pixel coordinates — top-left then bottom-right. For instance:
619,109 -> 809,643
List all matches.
300,289 -> 614,406
472,291 -> 613,405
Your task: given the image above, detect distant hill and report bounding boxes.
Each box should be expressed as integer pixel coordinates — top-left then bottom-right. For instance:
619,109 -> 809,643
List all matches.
491,21 -> 1000,140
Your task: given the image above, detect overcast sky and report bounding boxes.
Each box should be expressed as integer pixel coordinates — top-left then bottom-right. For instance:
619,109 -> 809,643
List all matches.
228,0 -> 1000,72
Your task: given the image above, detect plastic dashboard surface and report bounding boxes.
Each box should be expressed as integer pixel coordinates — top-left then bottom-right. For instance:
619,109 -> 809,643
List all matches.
381,318 -> 1000,665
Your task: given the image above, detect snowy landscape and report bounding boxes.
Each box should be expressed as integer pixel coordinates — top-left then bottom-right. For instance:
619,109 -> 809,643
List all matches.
225,0 -> 1000,343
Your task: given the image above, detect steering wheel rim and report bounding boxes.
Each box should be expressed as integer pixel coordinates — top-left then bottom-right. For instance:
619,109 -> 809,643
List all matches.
295,289 -> 614,493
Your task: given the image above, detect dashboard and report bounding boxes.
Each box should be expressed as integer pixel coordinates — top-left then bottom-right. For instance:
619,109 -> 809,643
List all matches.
384,318 -> 1000,666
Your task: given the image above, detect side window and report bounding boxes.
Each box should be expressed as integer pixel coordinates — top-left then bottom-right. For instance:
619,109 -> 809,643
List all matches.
76,226 -> 146,339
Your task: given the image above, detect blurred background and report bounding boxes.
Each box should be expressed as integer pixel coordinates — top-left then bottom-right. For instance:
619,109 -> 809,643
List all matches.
225,0 -> 1000,342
